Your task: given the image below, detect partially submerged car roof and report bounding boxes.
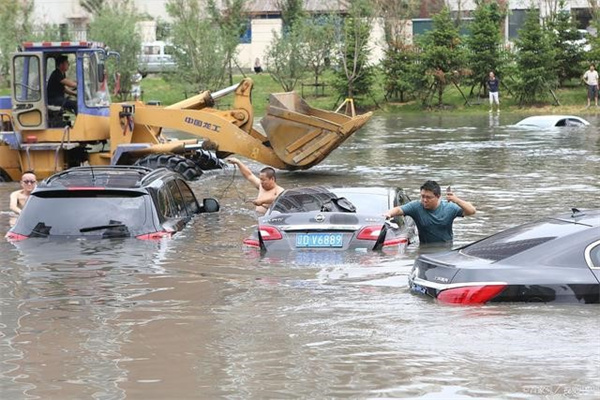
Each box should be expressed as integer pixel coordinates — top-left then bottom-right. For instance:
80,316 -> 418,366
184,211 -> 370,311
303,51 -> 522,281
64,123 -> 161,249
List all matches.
515,115 -> 590,128
37,166 -> 171,191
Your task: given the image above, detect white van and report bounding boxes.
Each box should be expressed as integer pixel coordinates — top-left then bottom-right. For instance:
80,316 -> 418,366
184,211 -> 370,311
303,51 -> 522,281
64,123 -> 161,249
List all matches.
138,41 -> 176,74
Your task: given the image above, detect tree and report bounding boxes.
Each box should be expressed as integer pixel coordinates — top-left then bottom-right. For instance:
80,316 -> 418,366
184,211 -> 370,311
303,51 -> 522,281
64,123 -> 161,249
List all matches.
332,0 -> 375,101
166,0 -> 228,92
88,0 -> 142,98
546,1 -> 585,86
0,0 -> 34,85
465,0 -> 506,96
278,0 -> 306,32
514,8 -> 557,105
265,0 -> 308,91
376,0 -> 420,102
418,7 -> 466,107
265,29 -> 307,91
299,15 -> 338,89
207,0 -> 248,85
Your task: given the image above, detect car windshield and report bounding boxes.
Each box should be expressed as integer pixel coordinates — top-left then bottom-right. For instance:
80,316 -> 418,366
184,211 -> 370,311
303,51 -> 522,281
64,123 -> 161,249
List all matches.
14,192 -> 152,237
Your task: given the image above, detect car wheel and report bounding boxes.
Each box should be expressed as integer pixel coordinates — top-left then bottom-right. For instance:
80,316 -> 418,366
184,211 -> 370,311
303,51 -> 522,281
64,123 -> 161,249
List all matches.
134,153 -> 203,181
189,150 -> 226,171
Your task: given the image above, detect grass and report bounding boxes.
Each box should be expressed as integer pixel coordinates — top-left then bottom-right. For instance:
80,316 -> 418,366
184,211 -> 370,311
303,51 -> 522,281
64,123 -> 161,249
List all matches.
1,73 -> 595,117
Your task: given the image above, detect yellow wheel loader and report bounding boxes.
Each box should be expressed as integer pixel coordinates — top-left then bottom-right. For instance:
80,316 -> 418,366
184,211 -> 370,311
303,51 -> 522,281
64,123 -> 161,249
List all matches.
0,41 -> 372,181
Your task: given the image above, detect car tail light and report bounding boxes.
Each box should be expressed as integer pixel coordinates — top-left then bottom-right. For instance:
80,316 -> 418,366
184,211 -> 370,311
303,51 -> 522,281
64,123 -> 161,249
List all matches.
136,231 -> 172,240
437,285 -> 507,305
357,226 -> 382,240
5,232 -> 28,241
243,238 -> 261,248
259,225 -> 282,241
383,237 -> 408,247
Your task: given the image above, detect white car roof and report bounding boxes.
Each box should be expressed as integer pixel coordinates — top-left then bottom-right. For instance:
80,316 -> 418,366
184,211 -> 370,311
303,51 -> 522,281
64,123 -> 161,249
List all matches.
515,115 -> 590,128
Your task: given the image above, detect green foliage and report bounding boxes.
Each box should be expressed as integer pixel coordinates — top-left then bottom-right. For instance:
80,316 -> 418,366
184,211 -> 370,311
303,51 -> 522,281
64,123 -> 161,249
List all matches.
0,0 -> 33,85
166,0 -> 228,92
332,0 -> 375,100
546,3 -> 586,86
278,0 -> 306,32
155,18 -> 172,41
265,29 -> 307,91
418,7 -> 466,106
514,9 -> 557,105
465,1 -> 506,93
299,15 -> 339,86
88,1 -> 141,96
207,0 -> 248,84
382,44 -> 420,102
586,18 -> 600,65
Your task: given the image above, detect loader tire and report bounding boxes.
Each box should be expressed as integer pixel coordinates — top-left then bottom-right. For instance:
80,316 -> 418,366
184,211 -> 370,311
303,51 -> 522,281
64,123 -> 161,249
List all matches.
0,169 -> 11,182
134,154 -> 204,181
190,149 -> 226,171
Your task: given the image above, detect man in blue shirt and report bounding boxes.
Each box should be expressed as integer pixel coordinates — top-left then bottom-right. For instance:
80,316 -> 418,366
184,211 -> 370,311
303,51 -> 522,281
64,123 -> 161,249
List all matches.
384,180 -> 476,244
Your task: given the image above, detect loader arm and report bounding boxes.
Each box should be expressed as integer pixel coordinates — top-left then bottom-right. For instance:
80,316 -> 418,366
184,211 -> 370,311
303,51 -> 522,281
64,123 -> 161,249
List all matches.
109,78 -> 372,170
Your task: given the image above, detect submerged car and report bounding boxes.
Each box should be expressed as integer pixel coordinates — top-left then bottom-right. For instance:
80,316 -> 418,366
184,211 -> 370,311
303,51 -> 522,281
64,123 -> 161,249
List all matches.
243,186 -> 416,252
6,166 -> 219,240
515,115 -> 590,128
408,209 -> 600,305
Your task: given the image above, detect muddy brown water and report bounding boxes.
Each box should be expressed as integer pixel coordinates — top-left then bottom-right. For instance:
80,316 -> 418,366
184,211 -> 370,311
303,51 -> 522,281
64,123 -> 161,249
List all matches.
1,114 -> 599,399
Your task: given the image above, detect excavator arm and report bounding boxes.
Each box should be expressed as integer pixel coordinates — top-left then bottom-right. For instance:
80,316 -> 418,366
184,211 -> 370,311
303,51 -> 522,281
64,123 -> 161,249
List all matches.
109,78 -> 372,170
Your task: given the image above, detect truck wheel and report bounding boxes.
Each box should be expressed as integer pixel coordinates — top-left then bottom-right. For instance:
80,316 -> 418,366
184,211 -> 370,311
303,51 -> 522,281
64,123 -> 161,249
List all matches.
134,154 -> 204,181
190,150 -> 226,171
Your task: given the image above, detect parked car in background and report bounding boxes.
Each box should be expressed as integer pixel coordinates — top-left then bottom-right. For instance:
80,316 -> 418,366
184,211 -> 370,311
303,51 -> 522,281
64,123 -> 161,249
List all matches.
408,208 -> 600,305
138,41 -> 176,75
6,166 -> 219,240
243,186 -> 416,252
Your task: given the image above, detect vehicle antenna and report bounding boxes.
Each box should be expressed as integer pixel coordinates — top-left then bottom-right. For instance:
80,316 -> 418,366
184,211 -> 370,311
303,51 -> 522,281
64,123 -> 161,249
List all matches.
91,166 -> 96,185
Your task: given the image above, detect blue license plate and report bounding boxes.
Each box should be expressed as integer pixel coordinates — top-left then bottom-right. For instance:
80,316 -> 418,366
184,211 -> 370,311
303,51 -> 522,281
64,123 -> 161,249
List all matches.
296,233 -> 343,248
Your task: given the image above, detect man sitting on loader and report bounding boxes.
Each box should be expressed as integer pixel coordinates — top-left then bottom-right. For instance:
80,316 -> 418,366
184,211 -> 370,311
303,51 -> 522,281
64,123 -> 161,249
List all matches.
47,55 -> 78,115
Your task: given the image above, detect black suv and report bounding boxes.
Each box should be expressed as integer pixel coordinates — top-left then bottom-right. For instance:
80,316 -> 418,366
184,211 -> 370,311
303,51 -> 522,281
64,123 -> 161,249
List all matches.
6,166 -> 220,240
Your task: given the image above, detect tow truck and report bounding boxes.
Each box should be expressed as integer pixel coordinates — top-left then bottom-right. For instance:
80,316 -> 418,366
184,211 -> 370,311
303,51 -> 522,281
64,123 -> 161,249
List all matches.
0,41 -> 372,181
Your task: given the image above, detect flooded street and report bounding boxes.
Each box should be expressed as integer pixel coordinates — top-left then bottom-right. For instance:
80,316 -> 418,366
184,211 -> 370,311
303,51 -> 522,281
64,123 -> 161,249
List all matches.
1,114 -> 599,399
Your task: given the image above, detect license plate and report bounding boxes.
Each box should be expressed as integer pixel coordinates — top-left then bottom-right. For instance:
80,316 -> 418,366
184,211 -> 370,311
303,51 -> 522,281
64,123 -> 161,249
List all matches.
295,233 -> 343,248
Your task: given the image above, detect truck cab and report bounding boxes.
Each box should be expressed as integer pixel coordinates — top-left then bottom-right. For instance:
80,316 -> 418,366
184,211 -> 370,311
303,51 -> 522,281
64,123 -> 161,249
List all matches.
11,41 -> 111,132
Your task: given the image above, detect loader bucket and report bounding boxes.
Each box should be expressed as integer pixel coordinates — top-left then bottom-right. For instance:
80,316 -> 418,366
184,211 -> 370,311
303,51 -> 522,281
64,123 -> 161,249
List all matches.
261,92 -> 372,170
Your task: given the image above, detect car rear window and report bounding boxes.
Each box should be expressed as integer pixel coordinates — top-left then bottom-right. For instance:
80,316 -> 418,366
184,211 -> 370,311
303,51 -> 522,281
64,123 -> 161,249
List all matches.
460,219 -> 586,261
14,192 -> 152,237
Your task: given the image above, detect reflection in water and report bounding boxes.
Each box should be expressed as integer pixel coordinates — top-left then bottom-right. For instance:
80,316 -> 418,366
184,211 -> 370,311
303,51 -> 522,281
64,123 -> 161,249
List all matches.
0,114 -> 599,398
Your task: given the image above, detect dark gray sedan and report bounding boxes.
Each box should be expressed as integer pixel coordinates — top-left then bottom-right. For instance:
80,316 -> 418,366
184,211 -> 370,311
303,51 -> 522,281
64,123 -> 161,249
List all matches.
409,209 -> 600,304
243,186 -> 416,252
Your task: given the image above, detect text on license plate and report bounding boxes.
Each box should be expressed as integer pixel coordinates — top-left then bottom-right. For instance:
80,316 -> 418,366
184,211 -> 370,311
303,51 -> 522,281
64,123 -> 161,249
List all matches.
296,233 -> 343,248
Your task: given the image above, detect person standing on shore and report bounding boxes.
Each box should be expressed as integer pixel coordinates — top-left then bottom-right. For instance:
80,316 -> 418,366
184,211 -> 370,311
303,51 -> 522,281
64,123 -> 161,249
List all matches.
487,71 -> 500,113
582,64 -> 599,108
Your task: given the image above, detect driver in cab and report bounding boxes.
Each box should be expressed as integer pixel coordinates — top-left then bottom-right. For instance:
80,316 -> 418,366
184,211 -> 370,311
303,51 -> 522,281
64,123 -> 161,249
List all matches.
47,55 -> 78,114
227,157 -> 284,215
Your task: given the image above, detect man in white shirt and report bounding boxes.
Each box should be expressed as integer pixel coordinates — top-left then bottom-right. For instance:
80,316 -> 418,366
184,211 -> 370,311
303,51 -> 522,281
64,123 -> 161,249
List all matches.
582,64 -> 599,108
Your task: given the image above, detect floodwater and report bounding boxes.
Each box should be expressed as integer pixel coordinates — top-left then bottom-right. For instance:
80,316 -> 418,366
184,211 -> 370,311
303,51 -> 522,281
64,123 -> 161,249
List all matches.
1,113 -> 599,399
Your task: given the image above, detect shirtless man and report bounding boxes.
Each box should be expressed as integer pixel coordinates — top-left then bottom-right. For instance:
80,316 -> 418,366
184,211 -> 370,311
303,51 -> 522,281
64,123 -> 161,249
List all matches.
227,157 -> 284,215
10,171 -> 37,215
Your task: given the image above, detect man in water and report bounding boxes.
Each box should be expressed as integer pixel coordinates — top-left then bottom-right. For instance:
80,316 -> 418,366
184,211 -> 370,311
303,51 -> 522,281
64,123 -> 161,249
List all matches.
384,180 -> 476,244
10,171 -> 37,215
227,157 -> 284,215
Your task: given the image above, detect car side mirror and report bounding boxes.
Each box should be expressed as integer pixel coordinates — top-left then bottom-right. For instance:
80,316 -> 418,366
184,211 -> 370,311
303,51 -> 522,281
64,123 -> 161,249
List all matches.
201,198 -> 220,213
